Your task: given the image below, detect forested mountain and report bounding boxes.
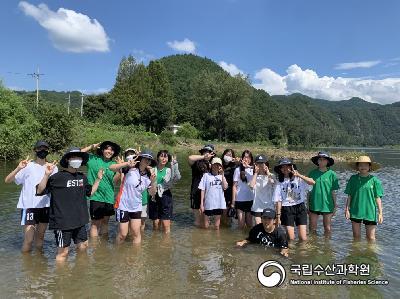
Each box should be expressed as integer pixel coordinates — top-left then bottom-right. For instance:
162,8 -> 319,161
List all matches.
15,54 -> 400,146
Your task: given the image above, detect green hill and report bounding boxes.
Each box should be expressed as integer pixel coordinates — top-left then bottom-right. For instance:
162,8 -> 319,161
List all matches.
13,54 -> 400,147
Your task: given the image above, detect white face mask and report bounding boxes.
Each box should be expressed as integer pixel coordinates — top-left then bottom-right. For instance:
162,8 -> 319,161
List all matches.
69,159 -> 82,169
126,155 -> 135,161
224,155 -> 233,163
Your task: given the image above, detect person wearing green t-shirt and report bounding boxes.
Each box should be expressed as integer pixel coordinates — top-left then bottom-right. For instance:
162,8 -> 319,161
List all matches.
81,141 -> 121,238
148,150 -> 181,233
308,151 -> 339,237
345,156 -> 384,241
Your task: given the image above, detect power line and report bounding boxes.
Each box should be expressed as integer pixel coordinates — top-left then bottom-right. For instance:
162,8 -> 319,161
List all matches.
27,67 -> 45,108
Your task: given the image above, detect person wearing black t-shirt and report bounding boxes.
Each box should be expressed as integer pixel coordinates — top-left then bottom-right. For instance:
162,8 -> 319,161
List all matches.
36,147 -> 103,262
236,208 -> 289,257
188,144 -> 215,226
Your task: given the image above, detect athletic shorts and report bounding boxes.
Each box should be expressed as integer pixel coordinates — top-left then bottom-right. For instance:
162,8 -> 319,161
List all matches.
149,191 -> 173,220
235,201 -> 253,213
281,202 -> 308,227
20,208 -> 49,225
204,209 -> 223,216
251,211 -> 263,217
54,225 -> 87,248
115,209 -> 141,223
350,218 -> 377,225
309,210 -> 332,215
90,200 -> 115,220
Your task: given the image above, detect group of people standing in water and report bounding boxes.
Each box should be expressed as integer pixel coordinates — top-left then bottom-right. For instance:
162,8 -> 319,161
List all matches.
5,140 -> 384,261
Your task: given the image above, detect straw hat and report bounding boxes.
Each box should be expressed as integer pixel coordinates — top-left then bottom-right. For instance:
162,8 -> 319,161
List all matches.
352,155 -> 380,171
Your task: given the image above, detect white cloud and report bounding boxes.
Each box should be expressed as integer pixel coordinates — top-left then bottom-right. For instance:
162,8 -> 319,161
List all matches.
253,64 -> 400,104
18,1 -> 110,53
218,61 -> 244,76
334,60 -> 381,70
167,38 -> 196,53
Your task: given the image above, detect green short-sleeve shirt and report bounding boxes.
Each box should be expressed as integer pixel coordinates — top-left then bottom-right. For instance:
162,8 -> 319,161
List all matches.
86,154 -> 117,204
308,169 -> 340,213
344,174 -> 384,222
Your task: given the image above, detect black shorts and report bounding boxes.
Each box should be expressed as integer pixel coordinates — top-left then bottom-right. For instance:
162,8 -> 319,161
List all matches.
235,201 -> 253,213
224,188 -> 233,206
251,211 -> 263,217
20,208 -> 49,225
281,203 -> 308,227
350,218 -> 377,225
149,191 -> 173,220
115,209 -> 142,223
309,210 -> 332,215
90,201 -> 115,220
54,225 -> 87,248
204,209 -> 223,216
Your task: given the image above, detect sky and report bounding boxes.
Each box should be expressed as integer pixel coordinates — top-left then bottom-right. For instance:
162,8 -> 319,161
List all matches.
1,0 -> 400,104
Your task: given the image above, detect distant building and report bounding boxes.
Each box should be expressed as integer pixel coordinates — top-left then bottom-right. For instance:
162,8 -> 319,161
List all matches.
168,124 -> 181,135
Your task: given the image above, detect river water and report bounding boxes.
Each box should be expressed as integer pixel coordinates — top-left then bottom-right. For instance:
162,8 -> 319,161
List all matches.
0,148 -> 398,298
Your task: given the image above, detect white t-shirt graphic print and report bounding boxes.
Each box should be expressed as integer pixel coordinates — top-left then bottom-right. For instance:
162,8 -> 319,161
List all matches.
198,173 -> 226,210
233,167 -> 254,202
273,176 -> 309,207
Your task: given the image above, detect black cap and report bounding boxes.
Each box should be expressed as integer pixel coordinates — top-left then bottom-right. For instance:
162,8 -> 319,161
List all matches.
274,157 -> 296,174
254,154 -> 268,163
262,208 -> 276,219
199,144 -> 215,154
33,140 -> 49,150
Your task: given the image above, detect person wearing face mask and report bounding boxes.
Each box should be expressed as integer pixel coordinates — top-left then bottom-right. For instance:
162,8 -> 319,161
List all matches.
4,140 -> 58,253
36,147 -> 103,262
220,149 -> 240,225
81,141 -> 121,238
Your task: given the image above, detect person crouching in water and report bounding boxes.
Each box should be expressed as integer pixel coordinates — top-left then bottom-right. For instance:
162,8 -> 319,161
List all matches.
345,156 -> 383,241
198,158 -> 228,229
308,151 -> 339,237
236,208 -> 289,257
249,154 -> 276,225
110,150 -> 157,245
149,150 -> 181,234
273,158 -> 315,241
36,147 -> 103,262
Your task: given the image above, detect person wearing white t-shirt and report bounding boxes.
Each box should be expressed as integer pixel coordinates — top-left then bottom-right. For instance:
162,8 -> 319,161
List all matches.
199,158 -> 228,229
4,141 -> 58,252
231,150 -> 254,229
249,154 -> 276,225
273,158 -> 315,241
110,150 -> 157,245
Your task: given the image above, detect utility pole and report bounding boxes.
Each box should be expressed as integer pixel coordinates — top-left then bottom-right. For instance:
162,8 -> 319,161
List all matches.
28,67 -> 44,108
80,92 -> 84,117
66,93 -> 71,115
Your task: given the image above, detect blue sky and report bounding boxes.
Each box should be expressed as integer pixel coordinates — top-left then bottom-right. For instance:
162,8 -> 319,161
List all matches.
1,0 -> 400,103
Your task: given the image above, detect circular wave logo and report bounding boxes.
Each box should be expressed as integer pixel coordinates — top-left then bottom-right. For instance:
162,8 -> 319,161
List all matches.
257,261 -> 286,288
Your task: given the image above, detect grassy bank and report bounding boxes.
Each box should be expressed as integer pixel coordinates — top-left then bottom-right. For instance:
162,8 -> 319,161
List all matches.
68,121 -> 362,162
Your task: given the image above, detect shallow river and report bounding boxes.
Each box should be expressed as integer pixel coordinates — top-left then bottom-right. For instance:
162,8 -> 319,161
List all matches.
0,148 -> 398,298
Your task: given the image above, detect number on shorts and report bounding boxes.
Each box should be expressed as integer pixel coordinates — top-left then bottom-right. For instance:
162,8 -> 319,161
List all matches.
121,211 -> 125,219
27,213 -> 34,221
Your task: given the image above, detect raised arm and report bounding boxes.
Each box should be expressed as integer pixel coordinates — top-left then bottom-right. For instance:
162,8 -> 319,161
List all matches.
188,154 -> 205,166
90,169 -> 104,196
81,142 -> 100,153
36,162 -> 56,195
291,166 -> 315,185
4,156 -> 31,183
